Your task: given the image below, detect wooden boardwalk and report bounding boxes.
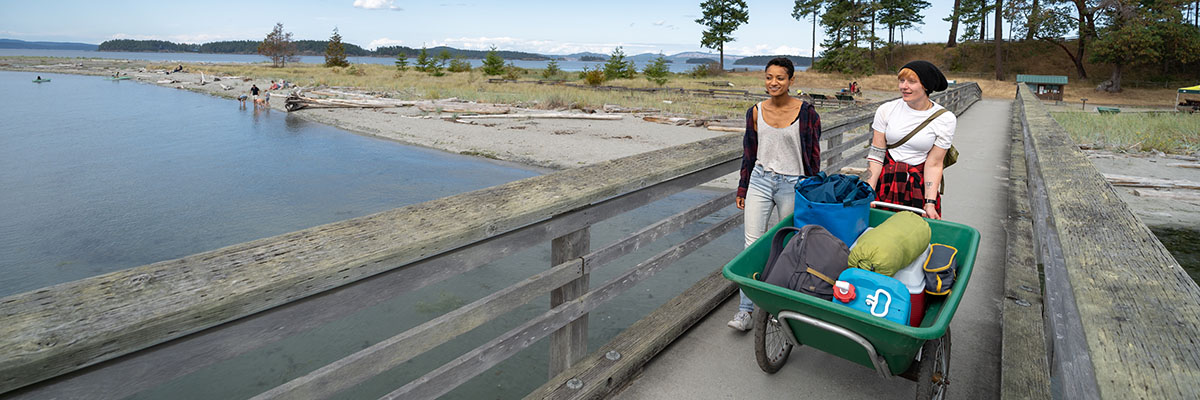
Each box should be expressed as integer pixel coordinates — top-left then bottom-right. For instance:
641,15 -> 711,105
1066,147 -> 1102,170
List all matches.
609,99 -> 1015,399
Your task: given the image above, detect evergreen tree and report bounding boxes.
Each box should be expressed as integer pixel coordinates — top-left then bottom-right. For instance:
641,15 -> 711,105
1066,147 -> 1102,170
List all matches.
482,46 -> 506,75
696,0 -> 750,71
395,53 -> 408,73
415,46 -> 432,72
324,27 -> 350,67
1091,0 -> 1200,92
258,22 -> 297,68
642,54 -> 671,86
947,0 -> 962,47
604,47 -> 636,80
542,59 -> 562,79
878,0 -> 930,45
793,1 -> 825,67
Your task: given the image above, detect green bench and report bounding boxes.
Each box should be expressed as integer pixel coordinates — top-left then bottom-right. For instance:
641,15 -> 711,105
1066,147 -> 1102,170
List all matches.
1097,106 -> 1121,114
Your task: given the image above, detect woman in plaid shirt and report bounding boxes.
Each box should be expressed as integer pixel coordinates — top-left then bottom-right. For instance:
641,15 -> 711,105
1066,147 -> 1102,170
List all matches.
864,60 -> 955,220
728,57 -> 822,331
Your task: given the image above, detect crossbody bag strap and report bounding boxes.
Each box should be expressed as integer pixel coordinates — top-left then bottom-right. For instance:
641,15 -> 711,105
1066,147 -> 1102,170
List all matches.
887,108 -> 948,150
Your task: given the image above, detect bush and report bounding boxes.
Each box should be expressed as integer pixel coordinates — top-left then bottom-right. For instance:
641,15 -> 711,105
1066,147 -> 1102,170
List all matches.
346,64 -> 365,76
582,66 -> 605,86
504,62 -> 522,80
642,54 -> 670,86
689,62 -> 722,78
814,47 -> 874,76
448,57 -> 471,73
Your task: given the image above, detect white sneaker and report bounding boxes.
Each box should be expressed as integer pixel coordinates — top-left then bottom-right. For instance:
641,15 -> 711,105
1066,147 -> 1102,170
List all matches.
727,311 -> 753,331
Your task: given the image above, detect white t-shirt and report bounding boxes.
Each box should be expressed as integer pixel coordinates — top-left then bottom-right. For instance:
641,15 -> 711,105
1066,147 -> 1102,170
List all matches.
870,98 -> 956,165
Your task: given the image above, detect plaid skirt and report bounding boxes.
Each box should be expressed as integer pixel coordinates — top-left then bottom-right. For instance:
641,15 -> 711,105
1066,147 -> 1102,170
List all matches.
877,153 -> 941,214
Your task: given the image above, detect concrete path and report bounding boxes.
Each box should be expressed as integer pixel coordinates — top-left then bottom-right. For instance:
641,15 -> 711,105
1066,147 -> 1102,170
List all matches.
612,99 -> 1014,399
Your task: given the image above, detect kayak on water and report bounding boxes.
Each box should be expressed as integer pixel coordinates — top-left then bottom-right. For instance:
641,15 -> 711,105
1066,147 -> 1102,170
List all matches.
33,79 -> 51,83
107,76 -> 132,81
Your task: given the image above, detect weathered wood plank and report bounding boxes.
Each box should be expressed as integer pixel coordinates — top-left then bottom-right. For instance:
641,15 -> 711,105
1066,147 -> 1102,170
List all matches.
526,269 -> 737,400
251,193 -> 733,400
381,213 -> 744,400
1000,101 -> 1051,399
550,228 -> 591,378
1019,85 -> 1200,398
0,134 -> 742,395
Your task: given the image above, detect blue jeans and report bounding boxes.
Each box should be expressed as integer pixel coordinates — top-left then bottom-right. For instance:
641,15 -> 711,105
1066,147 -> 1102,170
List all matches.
739,165 -> 800,312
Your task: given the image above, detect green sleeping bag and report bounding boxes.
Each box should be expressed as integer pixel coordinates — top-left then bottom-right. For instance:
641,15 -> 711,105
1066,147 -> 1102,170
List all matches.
847,211 -> 931,276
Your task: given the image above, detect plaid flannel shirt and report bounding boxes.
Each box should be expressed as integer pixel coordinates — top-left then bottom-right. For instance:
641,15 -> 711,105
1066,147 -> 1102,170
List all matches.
737,101 -> 822,198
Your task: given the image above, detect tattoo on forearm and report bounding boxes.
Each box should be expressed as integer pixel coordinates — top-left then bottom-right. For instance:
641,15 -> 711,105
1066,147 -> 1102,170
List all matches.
925,182 -> 933,188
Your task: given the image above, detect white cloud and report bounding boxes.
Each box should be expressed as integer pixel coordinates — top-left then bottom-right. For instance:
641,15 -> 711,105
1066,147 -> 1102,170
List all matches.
353,0 -> 401,10
653,20 -> 665,26
367,37 -> 404,50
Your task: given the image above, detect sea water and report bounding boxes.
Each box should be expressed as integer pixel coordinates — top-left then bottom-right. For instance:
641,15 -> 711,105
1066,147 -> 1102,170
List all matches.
0,70 -> 743,399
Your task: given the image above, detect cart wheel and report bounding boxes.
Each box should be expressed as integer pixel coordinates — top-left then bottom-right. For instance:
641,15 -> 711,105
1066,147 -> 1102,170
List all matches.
754,308 -> 793,373
914,327 -> 951,400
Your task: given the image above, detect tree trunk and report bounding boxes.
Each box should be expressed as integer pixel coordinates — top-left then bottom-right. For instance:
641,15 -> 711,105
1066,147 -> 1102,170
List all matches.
1107,64 -> 1123,93
995,0 -> 1004,80
719,43 -> 724,71
812,12 -> 818,64
1026,0 -> 1040,40
948,0 -> 961,47
981,11 -> 988,42
1072,0 -> 1092,79
1042,38 -> 1088,79
870,7 -> 876,55
889,25 -> 895,45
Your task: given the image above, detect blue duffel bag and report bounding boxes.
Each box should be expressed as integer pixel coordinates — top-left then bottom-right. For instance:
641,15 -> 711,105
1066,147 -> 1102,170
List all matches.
794,172 -> 875,246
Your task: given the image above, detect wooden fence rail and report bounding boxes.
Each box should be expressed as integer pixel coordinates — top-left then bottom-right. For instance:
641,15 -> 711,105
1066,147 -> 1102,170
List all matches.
1,83 -> 980,399
1015,84 -> 1200,398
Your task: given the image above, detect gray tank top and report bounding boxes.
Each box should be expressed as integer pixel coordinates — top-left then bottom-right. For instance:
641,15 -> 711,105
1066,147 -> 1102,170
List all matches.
755,101 -> 805,176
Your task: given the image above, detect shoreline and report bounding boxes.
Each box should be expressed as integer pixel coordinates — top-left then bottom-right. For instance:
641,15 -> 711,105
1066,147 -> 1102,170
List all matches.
2,57 -> 743,189
6,58 -> 1196,229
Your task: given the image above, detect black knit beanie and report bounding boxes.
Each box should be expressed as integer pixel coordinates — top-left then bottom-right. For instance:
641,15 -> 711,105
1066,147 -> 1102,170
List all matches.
901,60 -> 948,95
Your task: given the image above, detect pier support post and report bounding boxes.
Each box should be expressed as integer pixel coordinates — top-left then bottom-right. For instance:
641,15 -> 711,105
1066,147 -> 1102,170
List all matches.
549,227 -> 590,378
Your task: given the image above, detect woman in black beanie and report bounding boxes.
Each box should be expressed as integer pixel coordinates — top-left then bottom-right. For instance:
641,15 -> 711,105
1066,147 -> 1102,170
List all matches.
864,60 -> 956,219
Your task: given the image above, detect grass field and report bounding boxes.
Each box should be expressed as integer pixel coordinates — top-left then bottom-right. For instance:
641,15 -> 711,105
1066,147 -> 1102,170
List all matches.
1050,111 -> 1200,154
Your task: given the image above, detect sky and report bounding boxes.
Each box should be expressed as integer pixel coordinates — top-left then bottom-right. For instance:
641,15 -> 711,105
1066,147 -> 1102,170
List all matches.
0,0 -> 971,57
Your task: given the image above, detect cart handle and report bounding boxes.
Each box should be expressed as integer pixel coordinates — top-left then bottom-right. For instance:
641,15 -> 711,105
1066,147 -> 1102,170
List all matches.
871,201 -> 926,216
775,310 -> 895,379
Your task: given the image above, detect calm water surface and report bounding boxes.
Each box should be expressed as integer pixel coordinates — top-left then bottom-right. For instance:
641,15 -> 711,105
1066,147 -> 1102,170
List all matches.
1,70 -> 743,399
0,48 -> 804,73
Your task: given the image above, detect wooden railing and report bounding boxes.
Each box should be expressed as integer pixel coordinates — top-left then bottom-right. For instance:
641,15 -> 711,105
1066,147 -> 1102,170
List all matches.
0,83 -> 981,399
1014,84 -> 1200,398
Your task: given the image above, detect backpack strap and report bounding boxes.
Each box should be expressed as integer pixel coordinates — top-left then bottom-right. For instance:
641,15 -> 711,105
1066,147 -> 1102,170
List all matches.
760,226 -> 802,281
887,108 -> 948,150
805,267 -> 836,285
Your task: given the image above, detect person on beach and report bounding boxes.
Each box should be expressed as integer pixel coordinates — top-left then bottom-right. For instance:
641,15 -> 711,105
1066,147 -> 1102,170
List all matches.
728,57 -> 822,331
250,84 -> 260,106
864,60 -> 956,220
237,94 -> 248,107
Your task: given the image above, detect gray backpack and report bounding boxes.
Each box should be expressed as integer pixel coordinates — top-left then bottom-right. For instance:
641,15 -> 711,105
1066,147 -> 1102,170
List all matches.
758,225 -> 851,300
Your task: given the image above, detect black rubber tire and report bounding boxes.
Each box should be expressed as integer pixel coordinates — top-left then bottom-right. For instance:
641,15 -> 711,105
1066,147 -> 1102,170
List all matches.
753,308 -> 794,373
914,327 -> 951,400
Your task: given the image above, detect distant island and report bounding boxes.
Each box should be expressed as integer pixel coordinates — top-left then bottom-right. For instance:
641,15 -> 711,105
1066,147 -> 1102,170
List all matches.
96,39 -> 552,60
0,38 -> 97,51
1,38 -> 744,64
733,55 -> 814,66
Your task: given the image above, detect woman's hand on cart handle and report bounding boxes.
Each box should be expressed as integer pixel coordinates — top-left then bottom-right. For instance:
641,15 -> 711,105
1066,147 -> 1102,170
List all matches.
923,203 -> 941,220
735,196 -> 745,210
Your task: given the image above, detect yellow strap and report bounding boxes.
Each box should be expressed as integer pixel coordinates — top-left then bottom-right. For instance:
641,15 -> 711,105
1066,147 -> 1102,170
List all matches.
806,267 -> 836,285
